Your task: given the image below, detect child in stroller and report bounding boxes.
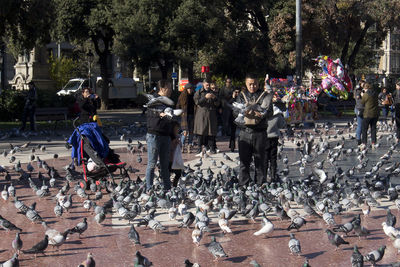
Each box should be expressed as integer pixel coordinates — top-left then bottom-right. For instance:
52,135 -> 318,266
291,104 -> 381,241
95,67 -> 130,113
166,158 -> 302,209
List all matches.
68,121 -> 128,190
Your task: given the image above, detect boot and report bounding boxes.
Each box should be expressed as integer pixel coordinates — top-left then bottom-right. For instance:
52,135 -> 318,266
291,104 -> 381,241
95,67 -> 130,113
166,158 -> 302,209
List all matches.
229,139 -> 235,152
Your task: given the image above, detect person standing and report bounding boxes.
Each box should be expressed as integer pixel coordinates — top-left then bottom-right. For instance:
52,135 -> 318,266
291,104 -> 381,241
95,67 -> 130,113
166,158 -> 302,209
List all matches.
193,79 -> 220,154
220,78 -> 238,151
77,87 -> 99,123
378,87 -> 392,120
354,83 -> 365,145
265,99 -> 286,183
145,80 -> 173,191
176,83 -> 195,153
234,74 -> 273,186
20,81 -> 37,132
361,83 -> 379,147
392,80 -> 400,142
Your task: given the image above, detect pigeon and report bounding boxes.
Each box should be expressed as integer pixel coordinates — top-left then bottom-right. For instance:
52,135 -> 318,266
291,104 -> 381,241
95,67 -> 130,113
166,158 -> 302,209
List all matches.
134,251 -> 152,267
22,234 -> 49,258
287,216 -> 306,231
387,208 -> 397,227
207,236 -> 228,261
288,233 -> 301,256
325,229 -> 349,250
250,260 -> 261,267
143,93 -> 174,107
192,224 -> 203,246
128,224 -> 140,246
0,253 -> 19,267
332,222 -> 354,236
254,216 -> 274,236
12,232 -> 23,254
0,215 -> 22,232
351,245 -> 363,267
364,245 -> 386,266
178,212 -> 195,228
69,218 -> 88,238
184,259 -> 200,267
218,212 -> 232,234
78,252 -> 96,267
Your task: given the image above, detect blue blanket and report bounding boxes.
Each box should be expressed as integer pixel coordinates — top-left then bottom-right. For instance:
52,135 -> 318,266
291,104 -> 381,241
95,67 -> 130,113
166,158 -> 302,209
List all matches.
68,122 -> 109,165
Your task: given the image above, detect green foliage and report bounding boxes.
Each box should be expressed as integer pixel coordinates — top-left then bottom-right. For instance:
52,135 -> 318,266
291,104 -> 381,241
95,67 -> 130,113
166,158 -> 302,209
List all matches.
0,89 -> 25,121
53,0 -> 116,110
48,55 -> 76,90
2,0 -> 54,54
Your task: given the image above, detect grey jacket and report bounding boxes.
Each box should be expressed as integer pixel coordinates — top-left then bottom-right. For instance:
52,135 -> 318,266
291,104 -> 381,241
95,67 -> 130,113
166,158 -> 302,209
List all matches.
267,106 -> 286,138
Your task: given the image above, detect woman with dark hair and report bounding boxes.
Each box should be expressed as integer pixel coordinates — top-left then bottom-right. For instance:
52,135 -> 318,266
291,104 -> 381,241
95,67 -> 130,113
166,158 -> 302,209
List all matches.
378,87 -> 392,119
361,83 -> 379,148
176,83 -> 195,153
193,79 -> 220,154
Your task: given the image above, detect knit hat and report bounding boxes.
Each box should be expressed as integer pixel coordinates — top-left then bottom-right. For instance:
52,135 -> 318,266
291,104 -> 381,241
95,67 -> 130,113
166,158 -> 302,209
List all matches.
184,83 -> 194,90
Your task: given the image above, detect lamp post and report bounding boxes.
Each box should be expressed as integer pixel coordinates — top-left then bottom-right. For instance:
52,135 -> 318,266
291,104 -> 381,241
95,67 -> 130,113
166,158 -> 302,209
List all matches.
295,0 -> 302,85
86,50 -> 94,90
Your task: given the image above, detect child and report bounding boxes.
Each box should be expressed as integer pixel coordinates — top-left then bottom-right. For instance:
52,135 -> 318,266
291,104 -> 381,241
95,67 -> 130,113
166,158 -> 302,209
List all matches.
266,102 -> 286,183
170,121 -> 183,187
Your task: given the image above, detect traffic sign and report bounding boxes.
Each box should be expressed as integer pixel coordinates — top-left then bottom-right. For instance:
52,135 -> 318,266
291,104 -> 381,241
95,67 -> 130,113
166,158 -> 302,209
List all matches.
172,72 -> 177,79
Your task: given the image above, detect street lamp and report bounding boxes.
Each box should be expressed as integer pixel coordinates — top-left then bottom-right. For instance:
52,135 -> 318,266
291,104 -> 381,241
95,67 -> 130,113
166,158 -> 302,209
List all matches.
86,50 -> 94,89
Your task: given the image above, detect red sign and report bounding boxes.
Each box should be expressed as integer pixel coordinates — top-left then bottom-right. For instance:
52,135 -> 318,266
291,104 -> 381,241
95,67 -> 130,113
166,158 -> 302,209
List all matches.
179,79 -> 189,92
201,66 -> 210,73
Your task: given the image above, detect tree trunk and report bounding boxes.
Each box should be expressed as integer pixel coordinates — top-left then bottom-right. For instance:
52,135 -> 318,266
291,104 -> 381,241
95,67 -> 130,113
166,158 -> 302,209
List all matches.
158,62 -> 168,80
99,54 -> 109,110
187,61 -> 194,83
347,20 -> 372,70
340,28 -> 352,64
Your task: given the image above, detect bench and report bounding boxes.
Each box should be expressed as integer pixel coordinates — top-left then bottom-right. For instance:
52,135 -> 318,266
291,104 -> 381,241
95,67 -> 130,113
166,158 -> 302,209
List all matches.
34,107 -> 69,129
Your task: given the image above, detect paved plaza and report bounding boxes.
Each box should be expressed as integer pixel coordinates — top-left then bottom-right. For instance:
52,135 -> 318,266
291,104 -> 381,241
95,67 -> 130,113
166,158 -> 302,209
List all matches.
0,112 -> 399,266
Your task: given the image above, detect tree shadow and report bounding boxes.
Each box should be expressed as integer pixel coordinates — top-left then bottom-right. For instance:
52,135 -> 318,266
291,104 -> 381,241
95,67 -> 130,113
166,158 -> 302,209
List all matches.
302,250 -> 325,259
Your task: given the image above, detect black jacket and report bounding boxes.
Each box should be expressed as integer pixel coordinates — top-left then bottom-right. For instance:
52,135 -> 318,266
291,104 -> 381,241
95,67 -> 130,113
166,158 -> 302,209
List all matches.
146,94 -> 173,136
234,89 -> 273,131
77,96 -> 98,122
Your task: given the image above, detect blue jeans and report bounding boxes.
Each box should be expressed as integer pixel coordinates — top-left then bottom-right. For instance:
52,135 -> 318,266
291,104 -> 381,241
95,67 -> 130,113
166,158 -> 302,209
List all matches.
356,115 -> 363,140
145,133 -> 171,191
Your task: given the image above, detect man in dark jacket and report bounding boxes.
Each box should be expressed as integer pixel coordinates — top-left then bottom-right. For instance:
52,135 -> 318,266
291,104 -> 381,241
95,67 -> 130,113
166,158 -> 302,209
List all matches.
145,80 -> 173,191
20,81 -> 37,132
234,74 -> 273,186
361,83 -> 379,146
77,87 -> 100,123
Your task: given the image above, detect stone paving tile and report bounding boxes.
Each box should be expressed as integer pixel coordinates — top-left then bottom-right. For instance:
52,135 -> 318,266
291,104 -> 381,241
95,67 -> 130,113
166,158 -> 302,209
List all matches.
0,124 -> 399,266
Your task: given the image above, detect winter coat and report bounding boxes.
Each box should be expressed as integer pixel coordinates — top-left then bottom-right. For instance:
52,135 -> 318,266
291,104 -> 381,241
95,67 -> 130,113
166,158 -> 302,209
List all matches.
354,88 -> 364,116
176,91 -> 194,131
146,93 -> 174,136
193,88 -> 220,136
267,106 -> 287,138
392,89 -> 400,105
361,89 -> 379,118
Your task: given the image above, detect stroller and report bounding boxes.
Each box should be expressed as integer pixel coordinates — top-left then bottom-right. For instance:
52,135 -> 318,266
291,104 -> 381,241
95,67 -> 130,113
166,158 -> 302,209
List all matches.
68,118 -> 129,190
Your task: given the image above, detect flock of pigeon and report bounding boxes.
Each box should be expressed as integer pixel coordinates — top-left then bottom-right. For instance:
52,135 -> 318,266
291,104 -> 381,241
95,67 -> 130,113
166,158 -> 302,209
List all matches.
0,117 -> 400,266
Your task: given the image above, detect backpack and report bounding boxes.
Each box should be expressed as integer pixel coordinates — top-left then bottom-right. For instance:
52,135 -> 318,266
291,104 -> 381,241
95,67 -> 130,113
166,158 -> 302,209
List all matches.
241,91 -> 266,126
